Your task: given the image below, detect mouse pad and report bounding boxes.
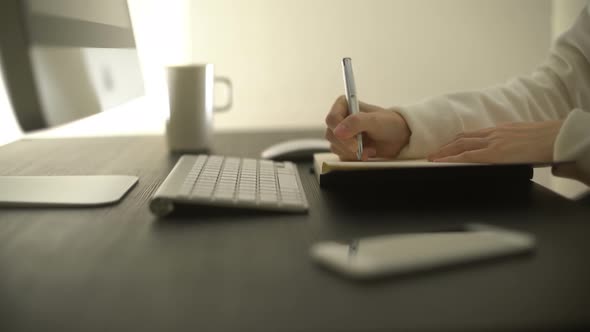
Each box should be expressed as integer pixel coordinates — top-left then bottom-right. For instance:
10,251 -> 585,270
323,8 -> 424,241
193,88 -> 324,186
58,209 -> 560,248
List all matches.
0,175 -> 138,207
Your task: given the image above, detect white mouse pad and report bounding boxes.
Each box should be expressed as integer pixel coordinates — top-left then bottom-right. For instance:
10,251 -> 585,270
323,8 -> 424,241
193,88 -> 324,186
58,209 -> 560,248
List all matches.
0,175 -> 138,207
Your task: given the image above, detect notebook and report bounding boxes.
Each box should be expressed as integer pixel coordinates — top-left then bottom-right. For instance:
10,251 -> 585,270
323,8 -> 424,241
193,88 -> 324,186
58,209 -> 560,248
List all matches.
313,153 -> 534,187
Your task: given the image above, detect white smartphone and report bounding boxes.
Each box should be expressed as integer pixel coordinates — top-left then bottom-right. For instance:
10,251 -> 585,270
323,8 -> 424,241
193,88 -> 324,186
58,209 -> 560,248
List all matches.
310,224 -> 535,280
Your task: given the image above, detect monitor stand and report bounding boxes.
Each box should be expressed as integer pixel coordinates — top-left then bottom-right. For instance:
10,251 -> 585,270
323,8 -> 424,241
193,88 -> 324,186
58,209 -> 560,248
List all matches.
0,175 -> 138,207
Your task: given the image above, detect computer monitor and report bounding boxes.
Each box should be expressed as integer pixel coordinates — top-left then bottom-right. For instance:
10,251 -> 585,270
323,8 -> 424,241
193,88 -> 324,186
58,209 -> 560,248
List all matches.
0,0 -> 144,132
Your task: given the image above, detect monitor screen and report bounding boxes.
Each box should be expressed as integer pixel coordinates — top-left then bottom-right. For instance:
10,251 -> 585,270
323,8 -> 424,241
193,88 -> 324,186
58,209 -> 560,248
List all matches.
0,0 -> 144,131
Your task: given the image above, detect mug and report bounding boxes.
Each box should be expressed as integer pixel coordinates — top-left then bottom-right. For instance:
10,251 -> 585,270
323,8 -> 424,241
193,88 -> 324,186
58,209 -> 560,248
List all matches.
165,64 -> 232,152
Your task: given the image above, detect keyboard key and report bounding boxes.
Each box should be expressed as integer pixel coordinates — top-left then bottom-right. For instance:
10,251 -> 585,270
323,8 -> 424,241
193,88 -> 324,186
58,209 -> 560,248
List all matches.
260,195 -> 278,203
192,191 -> 211,199
214,194 -> 234,200
282,200 -> 303,207
278,174 -> 299,189
178,185 -> 193,198
280,187 -> 299,194
237,194 -> 256,202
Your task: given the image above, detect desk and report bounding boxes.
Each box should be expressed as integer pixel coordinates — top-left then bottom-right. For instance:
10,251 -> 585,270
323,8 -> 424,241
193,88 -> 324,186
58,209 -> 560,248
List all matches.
1,131 -> 589,332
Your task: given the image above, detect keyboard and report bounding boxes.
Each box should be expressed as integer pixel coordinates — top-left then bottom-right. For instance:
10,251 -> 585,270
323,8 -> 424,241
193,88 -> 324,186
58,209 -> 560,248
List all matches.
149,155 -> 309,216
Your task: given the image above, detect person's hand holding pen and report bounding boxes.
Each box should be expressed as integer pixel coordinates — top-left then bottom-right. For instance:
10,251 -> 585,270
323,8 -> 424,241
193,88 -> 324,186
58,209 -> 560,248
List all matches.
325,96 -> 412,161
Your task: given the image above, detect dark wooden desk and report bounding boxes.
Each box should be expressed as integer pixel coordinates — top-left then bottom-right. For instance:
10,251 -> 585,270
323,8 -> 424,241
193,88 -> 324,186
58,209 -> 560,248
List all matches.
1,132 -> 589,332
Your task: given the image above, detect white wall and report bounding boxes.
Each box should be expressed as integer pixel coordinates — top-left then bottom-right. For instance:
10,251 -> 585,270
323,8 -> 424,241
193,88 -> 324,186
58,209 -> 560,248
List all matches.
189,0 -> 553,130
552,0 -> 588,38
127,0 -> 192,114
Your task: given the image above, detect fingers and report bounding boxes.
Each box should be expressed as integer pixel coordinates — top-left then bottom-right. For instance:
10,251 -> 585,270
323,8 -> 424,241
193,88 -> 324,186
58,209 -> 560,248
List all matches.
429,127 -> 499,163
325,95 -> 348,130
433,149 -> 489,163
454,127 -> 496,139
334,144 -> 375,161
325,128 -> 356,158
434,121 -> 566,164
364,141 -> 377,159
324,96 -> 383,161
428,138 -> 489,161
325,96 -> 378,131
333,112 -> 375,139
332,143 -> 358,161
359,136 -> 377,160
358,100 -> 381,113
325,129 -> 376,161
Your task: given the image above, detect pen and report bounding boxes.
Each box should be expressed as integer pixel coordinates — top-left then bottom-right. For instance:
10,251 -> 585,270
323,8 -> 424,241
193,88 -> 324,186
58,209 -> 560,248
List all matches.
342,57 -> 363,161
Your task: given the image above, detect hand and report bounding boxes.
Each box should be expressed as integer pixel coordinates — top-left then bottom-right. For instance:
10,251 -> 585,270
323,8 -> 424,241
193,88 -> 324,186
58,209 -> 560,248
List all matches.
428,121 -> 563,163
324,96 -> 411,161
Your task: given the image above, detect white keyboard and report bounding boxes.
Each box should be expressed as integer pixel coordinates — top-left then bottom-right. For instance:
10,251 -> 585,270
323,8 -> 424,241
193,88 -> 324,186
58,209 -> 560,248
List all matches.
149,155 -> 309,216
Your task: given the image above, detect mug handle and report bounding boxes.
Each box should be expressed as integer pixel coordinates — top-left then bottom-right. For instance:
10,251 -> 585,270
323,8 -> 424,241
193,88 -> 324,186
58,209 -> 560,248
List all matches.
214,76 -> 233,112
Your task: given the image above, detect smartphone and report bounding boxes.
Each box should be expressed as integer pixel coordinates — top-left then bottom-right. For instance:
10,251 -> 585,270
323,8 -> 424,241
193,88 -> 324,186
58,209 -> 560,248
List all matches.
310,224 -> 535,280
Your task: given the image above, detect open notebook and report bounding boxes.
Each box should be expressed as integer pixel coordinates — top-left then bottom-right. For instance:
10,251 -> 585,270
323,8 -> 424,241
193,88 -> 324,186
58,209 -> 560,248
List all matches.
313,153 -> 535,187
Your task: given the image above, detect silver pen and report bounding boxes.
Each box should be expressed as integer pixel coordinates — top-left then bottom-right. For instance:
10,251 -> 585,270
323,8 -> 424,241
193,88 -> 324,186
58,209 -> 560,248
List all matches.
342,57 -> 363,160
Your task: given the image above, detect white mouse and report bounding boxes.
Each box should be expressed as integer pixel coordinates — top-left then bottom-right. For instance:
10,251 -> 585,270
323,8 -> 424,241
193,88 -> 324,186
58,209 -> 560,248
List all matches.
261,138 -> 331,160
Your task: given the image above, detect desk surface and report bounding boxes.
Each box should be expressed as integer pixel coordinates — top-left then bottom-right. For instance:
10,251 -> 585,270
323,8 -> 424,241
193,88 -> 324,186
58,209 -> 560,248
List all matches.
1,131 -> 589,332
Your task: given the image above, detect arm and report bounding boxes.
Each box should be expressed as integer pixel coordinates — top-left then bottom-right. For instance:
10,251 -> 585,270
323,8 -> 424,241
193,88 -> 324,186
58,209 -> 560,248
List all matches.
396,5 -> 590,160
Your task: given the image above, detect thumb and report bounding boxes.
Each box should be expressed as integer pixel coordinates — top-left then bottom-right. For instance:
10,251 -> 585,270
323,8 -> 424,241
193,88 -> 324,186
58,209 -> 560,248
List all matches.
333,113 -> 372,139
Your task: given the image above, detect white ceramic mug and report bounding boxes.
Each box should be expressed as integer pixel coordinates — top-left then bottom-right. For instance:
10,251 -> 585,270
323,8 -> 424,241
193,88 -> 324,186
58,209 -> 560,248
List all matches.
165,64 -> 232,152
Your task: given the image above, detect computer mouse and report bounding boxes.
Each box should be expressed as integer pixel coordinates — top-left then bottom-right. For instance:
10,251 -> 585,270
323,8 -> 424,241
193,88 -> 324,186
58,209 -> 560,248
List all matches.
261,138 -> 331,161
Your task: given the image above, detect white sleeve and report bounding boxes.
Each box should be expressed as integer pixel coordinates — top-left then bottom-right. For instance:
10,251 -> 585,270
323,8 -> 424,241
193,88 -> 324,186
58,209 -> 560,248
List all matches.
395,4 -> 590,160
554,109 -> 590,181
